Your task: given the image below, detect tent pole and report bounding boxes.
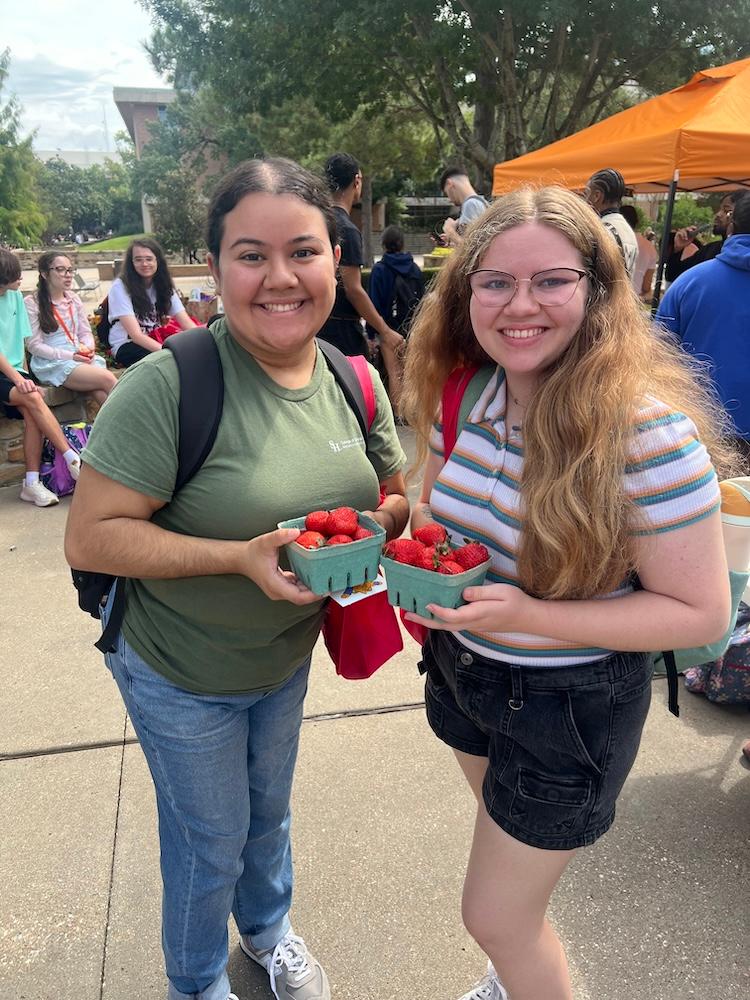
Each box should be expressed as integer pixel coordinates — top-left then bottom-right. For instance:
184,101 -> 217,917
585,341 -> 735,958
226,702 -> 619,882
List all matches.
651,171 -> 679,315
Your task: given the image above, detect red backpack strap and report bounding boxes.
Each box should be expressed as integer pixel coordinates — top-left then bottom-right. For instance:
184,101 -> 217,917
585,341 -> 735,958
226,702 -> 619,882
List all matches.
348,353 -> 376,429
441,366 -> 480,459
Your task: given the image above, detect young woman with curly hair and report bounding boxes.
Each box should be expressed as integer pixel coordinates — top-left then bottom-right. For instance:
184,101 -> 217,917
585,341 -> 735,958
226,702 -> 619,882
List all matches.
107,238 -> 195,366
400,185 -> 736,1000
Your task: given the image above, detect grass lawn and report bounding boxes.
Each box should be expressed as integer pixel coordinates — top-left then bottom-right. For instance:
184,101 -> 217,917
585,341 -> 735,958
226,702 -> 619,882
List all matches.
81,233 -> 149,252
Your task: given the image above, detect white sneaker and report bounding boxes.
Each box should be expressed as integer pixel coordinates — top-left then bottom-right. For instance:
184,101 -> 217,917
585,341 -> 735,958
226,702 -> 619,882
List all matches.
67,456 -> 81,481
240,931 -> 330,1000
19,481 -> 59,507
458,962 -> 509,1000
228,994 -> 239,999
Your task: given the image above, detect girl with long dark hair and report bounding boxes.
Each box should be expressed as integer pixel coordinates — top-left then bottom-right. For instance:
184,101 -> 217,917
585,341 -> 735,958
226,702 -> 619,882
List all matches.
107,238 -> 195,366
25,252 -> 117,403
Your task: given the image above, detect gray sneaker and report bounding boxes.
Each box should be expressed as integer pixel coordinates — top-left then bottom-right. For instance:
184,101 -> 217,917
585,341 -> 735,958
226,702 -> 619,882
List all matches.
458,961 -> 509,1000
240,931 -> 330,1000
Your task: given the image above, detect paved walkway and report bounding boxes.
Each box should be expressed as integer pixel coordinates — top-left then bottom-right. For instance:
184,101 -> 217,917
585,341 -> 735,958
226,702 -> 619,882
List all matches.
1,448 -> 748,999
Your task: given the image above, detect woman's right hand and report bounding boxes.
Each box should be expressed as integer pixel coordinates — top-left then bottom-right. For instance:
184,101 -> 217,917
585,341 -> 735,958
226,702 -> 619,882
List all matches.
237,527 -> 321,605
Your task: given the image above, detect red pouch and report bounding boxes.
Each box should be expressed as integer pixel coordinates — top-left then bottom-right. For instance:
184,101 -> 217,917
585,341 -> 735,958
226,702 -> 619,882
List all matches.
399,608 -> 429,646
323,590 -> 403,679
151,317 -> 182,344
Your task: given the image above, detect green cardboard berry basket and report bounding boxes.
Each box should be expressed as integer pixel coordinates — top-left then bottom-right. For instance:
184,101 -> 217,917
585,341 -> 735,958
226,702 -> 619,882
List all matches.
380,553 -> 490,618
279,513 -> 385,595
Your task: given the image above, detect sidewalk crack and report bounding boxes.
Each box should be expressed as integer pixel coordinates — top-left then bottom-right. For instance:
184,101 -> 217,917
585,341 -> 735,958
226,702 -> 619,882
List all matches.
99,712 -> 127,1000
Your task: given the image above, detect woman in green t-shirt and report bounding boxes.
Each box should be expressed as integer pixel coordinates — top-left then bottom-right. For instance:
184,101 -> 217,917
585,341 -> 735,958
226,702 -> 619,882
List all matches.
66,158 -> 408,1000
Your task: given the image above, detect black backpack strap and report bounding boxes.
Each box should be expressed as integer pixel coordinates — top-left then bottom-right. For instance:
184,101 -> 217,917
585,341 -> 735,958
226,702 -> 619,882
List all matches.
316,338 -> 369,443
164,327 -> 225,492
94,577 -> 126,654
661,649 -> 680,718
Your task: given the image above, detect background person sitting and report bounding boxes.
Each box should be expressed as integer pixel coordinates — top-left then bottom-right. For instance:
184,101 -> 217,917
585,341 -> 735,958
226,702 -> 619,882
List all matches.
439,167 -> 489,248
25,252 -> 117,405
368,225 -> 425,337
0,248 -> 81,507
620,205 -> 657,302
107,238 -> 195,367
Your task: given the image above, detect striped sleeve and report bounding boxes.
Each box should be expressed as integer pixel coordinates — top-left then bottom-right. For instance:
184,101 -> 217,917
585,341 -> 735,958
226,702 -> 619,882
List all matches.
625,400 -> 720,534
429,418 -> 445,459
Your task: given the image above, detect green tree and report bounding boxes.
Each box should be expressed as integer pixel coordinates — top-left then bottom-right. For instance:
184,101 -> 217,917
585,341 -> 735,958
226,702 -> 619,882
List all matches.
37,155 -> 141,239
143,0 -> 750,189
0,49 -> 45,247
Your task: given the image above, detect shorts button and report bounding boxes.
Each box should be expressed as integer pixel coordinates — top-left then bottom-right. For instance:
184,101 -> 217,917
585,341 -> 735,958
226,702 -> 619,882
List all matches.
459,652 -> 473,666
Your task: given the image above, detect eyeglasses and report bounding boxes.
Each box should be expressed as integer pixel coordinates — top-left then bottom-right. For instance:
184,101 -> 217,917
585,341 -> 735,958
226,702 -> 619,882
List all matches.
52,266 -> 75,276
468,268 -> 588,307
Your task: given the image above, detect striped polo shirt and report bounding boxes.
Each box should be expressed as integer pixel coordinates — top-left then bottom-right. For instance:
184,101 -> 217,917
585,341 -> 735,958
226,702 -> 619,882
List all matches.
429,367 -> 720,666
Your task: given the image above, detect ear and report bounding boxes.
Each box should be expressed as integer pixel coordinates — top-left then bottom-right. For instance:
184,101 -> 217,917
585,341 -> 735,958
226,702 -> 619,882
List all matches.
207,252 -> 221,293
333,244 -> 342,268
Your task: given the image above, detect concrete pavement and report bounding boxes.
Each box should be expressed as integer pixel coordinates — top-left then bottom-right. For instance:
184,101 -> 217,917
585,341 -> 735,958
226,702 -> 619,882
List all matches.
1,466 -> 748,1000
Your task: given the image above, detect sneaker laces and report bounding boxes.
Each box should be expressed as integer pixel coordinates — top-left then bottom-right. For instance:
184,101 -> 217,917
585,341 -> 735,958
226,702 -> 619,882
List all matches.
268,932 -> 311,995
462,968 -> 508,1000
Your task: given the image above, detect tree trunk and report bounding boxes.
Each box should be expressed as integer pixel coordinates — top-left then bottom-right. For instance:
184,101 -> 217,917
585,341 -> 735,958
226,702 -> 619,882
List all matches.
361,173 -> 374,267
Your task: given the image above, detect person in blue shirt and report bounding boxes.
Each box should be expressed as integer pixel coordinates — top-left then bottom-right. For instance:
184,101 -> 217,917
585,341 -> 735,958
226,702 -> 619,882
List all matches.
657,191 -> 750,467
368,226 -> 425,336
0,248 -> 81,506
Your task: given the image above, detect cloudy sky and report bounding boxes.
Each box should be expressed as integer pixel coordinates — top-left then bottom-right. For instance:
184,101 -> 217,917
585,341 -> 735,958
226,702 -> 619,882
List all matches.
5,0 -> 168,154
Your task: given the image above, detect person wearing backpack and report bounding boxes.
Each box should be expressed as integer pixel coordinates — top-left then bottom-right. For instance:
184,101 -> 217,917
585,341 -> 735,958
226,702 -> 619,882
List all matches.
399,185 -> 736,1000
65,157 -> 408,1000
106,238 -> 195,367
368,225 -> 425,338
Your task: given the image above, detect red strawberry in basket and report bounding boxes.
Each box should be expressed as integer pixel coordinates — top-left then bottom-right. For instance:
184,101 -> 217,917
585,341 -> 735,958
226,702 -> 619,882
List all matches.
305,510 -> 330,533
327,534 -> 354,545
417,545 -> 441,571
438,560 -> 466,575
325,506 -> 358,537
453,542 -> 490,570
413,523 -> 448,547
352,526 -> 374,540
383,538 -> 424,565
296,531 -> 326,549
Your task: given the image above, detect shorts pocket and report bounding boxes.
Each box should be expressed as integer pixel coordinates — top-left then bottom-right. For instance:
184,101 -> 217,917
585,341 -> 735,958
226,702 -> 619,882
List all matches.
509,767 -> 593,836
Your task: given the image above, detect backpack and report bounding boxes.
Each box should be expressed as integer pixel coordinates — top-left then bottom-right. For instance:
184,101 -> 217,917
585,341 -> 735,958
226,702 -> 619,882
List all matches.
440,366 -> 750,718
71,328 -> 377,654
390,270 -> 424,335
93,296 -> 111,350
684,602 -> 750,704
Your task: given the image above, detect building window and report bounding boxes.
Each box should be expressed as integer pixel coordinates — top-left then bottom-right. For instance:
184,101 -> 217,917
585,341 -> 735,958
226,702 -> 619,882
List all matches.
157,105 -> 168,122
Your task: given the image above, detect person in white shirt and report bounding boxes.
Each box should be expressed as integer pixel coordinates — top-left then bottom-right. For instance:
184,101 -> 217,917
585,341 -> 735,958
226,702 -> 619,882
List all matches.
25,252 -> 117,403
440,167 -> 489,247
108,239 -> 195,367
620,204 -> 658,302
584,168 -> 638,280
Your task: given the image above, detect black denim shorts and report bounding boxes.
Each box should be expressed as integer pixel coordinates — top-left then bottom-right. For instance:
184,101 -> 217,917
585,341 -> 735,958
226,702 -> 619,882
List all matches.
421,630 -> 653,851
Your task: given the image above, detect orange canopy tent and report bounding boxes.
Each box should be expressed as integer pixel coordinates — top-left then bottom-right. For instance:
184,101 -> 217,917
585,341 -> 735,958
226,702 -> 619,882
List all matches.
492,57 -> 750,195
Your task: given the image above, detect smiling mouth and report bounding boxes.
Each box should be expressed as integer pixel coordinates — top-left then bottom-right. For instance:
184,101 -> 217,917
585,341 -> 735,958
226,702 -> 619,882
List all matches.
260,301 -> 304,313
501,327 -> 546,340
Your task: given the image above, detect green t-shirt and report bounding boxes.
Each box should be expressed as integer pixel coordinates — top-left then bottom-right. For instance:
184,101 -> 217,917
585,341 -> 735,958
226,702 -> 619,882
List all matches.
83,321 -> 406,694
0,289 -> 32,371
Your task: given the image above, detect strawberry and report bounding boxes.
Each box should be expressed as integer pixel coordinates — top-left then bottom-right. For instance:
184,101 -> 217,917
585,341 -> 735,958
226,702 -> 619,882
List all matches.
305,510 -> 330,533
438,560 -> 465,575
413,523 -> 448,547
416,546 -> 441,571
325,506 -> 358,537
453,542 -> 490,570
327,534 -> 354,545
352,526 -> 374,540
383,538 -> 424,565
296,531 -> 326,549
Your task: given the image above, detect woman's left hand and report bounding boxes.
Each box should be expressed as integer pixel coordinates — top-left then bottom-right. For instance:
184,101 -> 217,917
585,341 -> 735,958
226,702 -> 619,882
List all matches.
404,583 -> 535,633
73,352 -> 94,364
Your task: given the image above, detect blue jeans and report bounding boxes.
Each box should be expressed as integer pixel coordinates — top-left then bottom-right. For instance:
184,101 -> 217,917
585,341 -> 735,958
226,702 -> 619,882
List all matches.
103,598 -> 311,1000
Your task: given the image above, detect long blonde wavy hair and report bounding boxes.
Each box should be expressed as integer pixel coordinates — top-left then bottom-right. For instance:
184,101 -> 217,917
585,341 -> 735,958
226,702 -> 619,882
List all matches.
400,185 -> 737,600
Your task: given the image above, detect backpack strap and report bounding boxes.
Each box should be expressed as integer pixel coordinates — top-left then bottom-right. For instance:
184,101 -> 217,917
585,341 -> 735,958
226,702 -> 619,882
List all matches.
165,327 -> 225,492
347,353 -> 376,429
95,329 -> 225,654
441,365 -> 496,460
317,339 -> 369,442
661,650 -> 680,718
